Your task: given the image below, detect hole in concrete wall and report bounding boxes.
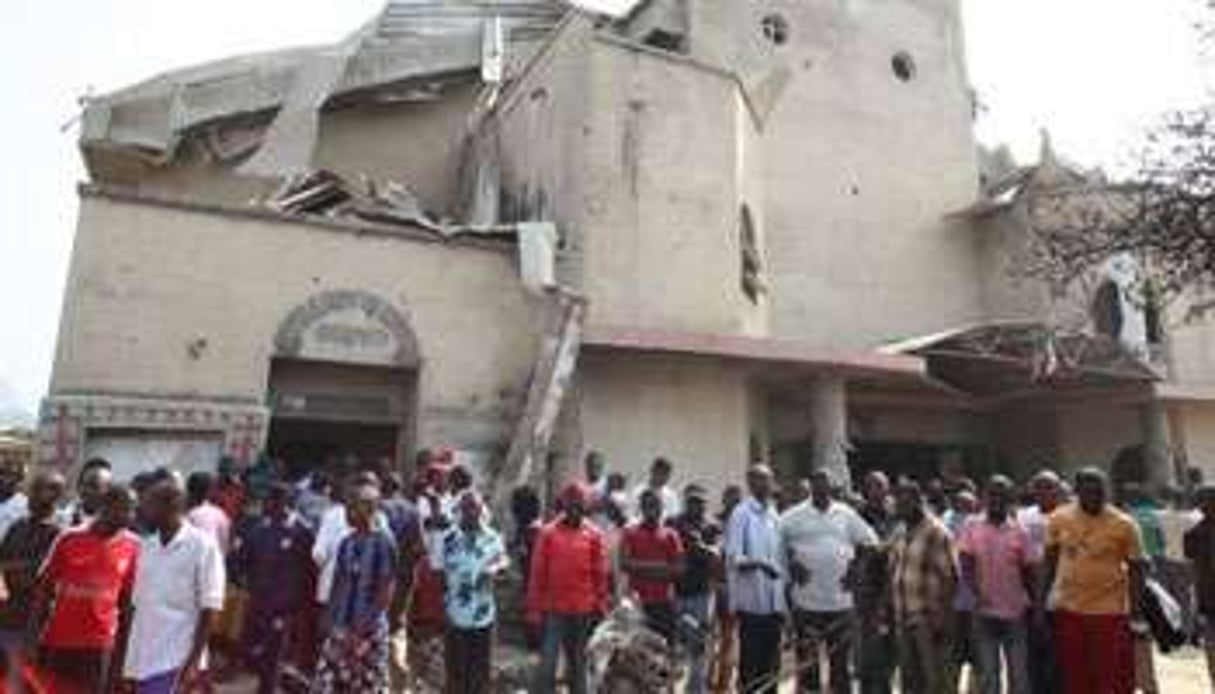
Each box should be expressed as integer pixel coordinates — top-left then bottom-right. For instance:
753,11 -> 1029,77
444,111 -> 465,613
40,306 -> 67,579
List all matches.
892,52 -> 916,82
761,14 -> 789,46
740,205 -> 765,303
1091,280 -> 1124,339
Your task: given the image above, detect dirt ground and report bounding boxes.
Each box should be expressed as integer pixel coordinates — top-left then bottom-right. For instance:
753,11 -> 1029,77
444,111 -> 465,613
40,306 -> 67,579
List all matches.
216,647 -> 1211,692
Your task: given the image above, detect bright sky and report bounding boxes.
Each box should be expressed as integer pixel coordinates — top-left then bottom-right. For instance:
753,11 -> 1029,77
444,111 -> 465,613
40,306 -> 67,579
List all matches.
0,0 -> 1208,418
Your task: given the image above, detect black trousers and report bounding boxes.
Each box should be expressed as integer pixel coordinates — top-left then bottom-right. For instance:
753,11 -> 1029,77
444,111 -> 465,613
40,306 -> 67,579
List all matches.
643,601 -> 677,643
792,610 -> 853,694
737,611 -> 783,694
38,646 -> 113,694
445,626 -> 493,694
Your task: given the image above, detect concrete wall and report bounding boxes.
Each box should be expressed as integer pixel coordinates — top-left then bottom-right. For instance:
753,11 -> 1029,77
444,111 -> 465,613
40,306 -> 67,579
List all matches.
52,194 -> 541,451
576,37 -> 768,335
685,0 -> 984,348
577,353 -> 751,494
1055,402 -> 1143,471
975,210 -> 1054,323
1177,402 -> 1215,480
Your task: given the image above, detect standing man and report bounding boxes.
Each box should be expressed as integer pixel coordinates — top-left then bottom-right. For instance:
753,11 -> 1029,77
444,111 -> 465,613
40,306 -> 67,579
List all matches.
780,469 -> 876,694
1184,483 -> 1215,688
64,458 -> 112,527
185,472 -> 232,555
123,473 -> 226,693
0,464 -> 28,542
584,451 -> 608,498
668,484 -> 720,694
35,485 -> 140,693
0,471 -> 65,691
232,482 -> 315,694
528,482 -> 610,694
621,488 -> 684,641
889,479 -> 957,694
631,458 -> 680,520
1046,468 -> 1146,694
957,476 -> 1033,694
439,492 -> 508,694
723,465 -> 786,694
856,471 -> 897,694
1017,468 -> 1063,694
710,484 -> 744,693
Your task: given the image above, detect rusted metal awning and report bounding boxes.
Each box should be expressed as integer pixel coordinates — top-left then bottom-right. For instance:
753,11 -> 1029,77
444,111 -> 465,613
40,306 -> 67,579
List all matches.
880,321 -> 1161,399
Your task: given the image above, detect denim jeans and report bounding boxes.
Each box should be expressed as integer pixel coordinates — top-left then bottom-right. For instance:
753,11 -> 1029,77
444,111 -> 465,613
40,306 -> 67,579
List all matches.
972,614 -> 1028,694
535,613 -> 595,694
675,593 -> 713,694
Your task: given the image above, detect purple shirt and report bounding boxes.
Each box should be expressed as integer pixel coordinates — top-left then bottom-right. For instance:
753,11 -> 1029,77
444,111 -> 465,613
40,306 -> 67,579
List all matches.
957,516 -> 1032,620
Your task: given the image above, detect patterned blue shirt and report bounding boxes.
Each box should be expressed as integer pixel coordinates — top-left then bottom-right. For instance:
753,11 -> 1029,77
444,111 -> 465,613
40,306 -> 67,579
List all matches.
439,525 -> 506,629
328,530 -> 398,631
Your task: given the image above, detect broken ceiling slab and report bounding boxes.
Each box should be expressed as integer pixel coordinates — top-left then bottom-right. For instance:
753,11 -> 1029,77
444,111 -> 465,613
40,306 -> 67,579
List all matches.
80,1 -> 567,167
267,169 -> 445,233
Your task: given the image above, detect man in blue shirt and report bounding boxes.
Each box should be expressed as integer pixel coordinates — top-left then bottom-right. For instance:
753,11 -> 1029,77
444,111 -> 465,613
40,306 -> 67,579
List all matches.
723,464 -> 786,694
440,491 -> 508,694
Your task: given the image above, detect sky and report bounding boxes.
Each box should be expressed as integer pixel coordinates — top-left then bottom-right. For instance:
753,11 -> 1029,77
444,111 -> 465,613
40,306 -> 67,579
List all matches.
0,0 -> 1209,420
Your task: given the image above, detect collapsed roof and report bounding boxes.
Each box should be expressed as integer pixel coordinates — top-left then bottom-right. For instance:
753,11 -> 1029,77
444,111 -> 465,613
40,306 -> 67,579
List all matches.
80,1 -> 569,172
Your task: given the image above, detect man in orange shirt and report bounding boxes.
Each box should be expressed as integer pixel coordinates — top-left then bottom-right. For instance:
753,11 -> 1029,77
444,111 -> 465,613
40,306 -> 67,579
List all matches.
527,482 -> 610,694
1046,467 -> 1146,694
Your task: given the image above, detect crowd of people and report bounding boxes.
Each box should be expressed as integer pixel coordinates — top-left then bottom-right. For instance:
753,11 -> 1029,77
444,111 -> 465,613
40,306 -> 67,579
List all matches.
0,448 -> 1210,693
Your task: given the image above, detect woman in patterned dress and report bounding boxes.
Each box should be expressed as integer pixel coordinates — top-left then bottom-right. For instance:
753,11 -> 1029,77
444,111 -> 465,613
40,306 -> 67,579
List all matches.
311,480 -> 398,694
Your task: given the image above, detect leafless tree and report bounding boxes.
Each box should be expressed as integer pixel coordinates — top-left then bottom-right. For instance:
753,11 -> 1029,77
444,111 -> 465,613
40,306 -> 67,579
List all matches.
1022,108 -> 1215,321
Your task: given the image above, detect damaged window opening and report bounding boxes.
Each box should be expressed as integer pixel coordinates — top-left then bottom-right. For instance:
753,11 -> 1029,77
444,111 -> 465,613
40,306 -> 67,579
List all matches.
642,29 -> 686,53
740,205 -> 765,303
761,14 -> 789,46
892,52 -> 917,82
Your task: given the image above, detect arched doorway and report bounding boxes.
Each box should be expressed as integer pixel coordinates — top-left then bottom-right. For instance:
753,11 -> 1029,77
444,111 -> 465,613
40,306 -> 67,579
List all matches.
265,290 -> 420,477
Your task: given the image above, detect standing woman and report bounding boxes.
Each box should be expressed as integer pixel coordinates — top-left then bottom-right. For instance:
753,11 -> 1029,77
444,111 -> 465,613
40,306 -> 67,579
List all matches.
311,480 -> 398,694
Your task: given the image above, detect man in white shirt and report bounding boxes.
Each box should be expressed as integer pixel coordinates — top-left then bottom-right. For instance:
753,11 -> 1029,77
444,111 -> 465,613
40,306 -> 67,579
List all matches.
780,469 -> 877,694
123,471 -> 225,693
630,457 -> 680,520
0,464 -> 28,542
723,464 -> 786,694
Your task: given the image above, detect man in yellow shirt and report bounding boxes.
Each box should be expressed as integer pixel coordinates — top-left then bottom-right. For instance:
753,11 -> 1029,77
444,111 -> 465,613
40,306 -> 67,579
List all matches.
1046,467 -> 1147,694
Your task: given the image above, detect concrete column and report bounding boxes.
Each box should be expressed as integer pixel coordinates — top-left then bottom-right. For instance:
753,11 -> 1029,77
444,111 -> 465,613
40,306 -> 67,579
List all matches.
810,374 -> 850,487
1140,398 -> 1174,488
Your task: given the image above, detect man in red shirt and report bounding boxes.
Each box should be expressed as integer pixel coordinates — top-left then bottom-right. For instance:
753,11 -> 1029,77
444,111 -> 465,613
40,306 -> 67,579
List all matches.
527,482 -> 609,694
33,485 -> 140,693
622,488 -> 684,642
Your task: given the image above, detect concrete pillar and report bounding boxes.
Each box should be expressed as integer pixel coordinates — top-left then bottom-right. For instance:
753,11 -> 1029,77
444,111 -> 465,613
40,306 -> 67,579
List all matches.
1140,398 -> 1174,488
810,375 -> 850,487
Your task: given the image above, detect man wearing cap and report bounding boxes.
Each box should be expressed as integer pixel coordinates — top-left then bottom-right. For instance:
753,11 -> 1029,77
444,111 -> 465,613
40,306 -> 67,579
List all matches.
438,492 -> 508,694
528,482 -> 610,694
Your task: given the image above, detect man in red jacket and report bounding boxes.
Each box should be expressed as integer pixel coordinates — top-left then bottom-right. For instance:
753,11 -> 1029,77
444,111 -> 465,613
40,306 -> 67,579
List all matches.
527,482 -> 610,694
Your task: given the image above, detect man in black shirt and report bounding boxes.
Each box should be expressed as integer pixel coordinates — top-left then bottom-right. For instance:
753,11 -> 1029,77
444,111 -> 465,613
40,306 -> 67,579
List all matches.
0,470 -> 65,689
669,484 -> 720,694
1185,483 -> 1215,688
856,471 -> 897,694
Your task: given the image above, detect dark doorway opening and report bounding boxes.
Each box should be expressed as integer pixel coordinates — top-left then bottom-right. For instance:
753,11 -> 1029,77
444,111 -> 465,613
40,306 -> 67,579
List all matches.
267,419 -> 401,479
265,358 -> 417,480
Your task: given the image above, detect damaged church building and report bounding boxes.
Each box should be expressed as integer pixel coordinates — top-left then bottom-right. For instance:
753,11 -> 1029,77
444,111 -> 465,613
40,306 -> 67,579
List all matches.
40,0 -> 1215,492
